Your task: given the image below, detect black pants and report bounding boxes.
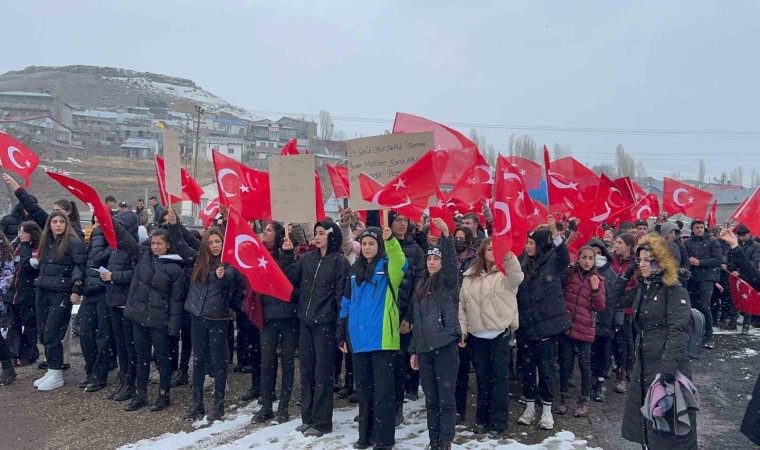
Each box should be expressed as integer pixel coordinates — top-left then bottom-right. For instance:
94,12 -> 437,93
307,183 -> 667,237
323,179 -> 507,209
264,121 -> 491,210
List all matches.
110,306 -> 136,378
91,299 -> 114,383
170,311 -> 192,373
354,350 -> 397,447
79,299 -> 100,376
455,343 -> 471,418
36,289 -> 72,370
688,279 -> 714,338
246,320 -> 261,390
418,341 -> 459,445
261,318 -> 298,394
613,316 -> 634,372
235,310 -> 256,367
6,302 -> 39,362
470,331 -> 511,432
558,335 -> 592,399
519,334 -> 557,404
335,346 -> 354,386
0,331 -> 11,368
591,335 -> 613,378
133,323 -> 171,392
299,321 -> 336,432
191,316 -> 229,399
395,332 -> 420,408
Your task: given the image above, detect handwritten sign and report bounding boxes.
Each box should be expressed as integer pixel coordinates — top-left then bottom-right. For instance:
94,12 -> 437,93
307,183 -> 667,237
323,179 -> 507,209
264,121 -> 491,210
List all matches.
348,132 -> 434,210
162,129 -> 182,200
269,154 -> 317,223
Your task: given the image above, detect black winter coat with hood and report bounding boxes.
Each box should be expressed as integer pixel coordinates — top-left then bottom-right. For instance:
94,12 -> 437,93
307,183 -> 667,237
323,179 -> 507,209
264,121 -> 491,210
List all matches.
259,228 -> 299,320
684,232 -> 722,282
587,239 -> 619,338
184,256 -> 245,320
398,233 -> 426,322
83,227 -> 112,302
105,212 -> 139,308
2,241 -> 39,305
35,234 -> 87,295
117,221 -> 188,336
283,220 -> 350,326
0,188 -> 47,239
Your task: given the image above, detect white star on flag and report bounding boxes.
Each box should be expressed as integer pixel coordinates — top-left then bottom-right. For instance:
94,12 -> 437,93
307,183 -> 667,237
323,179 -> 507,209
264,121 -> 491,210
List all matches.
393,178 -> 406,190
743,293 -> 749,299
240,185 -> 250,193
688,196 -> 694,204
520,169 -> 527,176
257,256 -> 269,268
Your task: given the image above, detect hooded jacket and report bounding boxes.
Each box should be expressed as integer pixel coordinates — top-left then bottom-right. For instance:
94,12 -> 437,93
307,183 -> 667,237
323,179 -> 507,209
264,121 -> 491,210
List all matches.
260,228 -> 299,320
517,231 -> 573,341
82,226 -> 112,301
105,212 -> 138,307
184,257 -> 245,320
459,254 -> 523,337
283,220 -> 350,326
684,232 -> 722,282
338,233 -> 407,353
616,233 -> 696,448
35,234 -> 87,295
588,239 -> 620,338
397,233 -> 426,322
562,261 -> 606,343
0,188 -> 47,239
3,241 -> 39,305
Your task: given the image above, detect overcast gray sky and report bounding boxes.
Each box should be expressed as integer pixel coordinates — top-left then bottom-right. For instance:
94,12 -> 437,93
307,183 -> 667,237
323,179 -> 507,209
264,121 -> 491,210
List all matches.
4,0 -> 759,181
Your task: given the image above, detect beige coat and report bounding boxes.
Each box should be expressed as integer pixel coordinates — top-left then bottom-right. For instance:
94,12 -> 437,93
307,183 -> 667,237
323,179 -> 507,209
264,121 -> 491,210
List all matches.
459,255 -> 524,336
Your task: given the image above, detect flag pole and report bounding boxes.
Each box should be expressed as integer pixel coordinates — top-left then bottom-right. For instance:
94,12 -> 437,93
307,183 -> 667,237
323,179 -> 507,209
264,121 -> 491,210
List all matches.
382,209 -> 388,228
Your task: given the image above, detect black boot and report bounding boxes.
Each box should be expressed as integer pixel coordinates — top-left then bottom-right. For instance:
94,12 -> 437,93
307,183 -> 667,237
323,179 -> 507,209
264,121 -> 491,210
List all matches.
107,373 -> 125,400
79,373 -> 92,389
593,379 -> 606,402
207,392 -> 225,422
114,375 -> 135,401
337,373 -> 354,399
85,378 -> 107,392
171,370 -> 189,387
0,365 -> 17,386
125,390 -> 147,411
241,386 -> 261,402
274,390 -> 291,423
150,390 -> 171,412
185,389 -> 205,421
251,391 -> 275,424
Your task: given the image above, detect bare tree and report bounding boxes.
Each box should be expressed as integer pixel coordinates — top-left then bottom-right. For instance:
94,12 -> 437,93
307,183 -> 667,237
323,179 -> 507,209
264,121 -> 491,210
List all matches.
752,169 -> 760,187
697,159 -> 706,187
319,110 -> 334,140
670,172 -> 682,181
635,160 -> 648,180
730,166 -> 744,186
507,133 -> 537,161
552,143 -> 571,159
615,144 -> 635,178
333,129 -> 346,141
591,163 -> 617,176
485,144 -> 497,167
469,128 -> 487,151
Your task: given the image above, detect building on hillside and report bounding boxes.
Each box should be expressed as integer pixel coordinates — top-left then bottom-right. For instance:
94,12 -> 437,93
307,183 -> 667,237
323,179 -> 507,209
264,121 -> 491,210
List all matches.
311,138 -> 347,158
72,110 -> 120,148
276,116 -> 317,140
121,138 -> 158,159
206,117 -> 247,137
0,115 -> 72,146
203,137 -> 255,162
0,91 -> 74,128
246,119 -> 298,146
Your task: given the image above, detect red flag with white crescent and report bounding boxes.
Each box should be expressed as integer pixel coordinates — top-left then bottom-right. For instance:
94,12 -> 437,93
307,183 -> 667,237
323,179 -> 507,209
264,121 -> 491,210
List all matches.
730,273 -> 760,315
212,150 -> 271,221
662,177 -> 712,220
198,197 -> 220,228
0,132 -> 39,188
492,156 -> 529,271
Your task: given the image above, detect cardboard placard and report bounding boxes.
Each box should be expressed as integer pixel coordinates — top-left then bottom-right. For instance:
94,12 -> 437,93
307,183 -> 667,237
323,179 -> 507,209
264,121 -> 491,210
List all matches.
348,132 -> 434,210
162,129 -> 182,199
269,154 -> 317,223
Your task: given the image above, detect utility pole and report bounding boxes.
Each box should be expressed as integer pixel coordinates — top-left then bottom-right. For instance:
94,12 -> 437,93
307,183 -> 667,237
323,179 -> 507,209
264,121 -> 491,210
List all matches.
193,105 -> 205,179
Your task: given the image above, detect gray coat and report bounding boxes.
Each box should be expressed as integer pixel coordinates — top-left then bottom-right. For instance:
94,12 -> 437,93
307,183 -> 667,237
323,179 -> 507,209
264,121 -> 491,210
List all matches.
619,275 -> 697,449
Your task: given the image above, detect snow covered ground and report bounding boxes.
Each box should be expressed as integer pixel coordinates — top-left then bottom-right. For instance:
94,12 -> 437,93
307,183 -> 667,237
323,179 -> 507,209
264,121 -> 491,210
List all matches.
120,398 -> 601,450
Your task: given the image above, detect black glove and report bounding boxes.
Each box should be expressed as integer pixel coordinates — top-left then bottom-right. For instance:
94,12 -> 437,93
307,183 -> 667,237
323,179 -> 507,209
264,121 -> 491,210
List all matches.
659,372 -> 676,385
336,317 -> 348,349
624,260 -> 639,280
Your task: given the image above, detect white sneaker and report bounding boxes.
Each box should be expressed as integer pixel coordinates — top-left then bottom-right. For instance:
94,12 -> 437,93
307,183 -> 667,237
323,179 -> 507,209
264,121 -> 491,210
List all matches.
38,369 -> 64,391
517,406 -> 535,425
538,412 -> 554,430
34,370 -> 52,388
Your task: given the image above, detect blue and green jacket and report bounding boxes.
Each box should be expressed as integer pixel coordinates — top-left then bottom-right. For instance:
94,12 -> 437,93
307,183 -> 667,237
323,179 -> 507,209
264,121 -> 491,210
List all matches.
339,237 -> 407,353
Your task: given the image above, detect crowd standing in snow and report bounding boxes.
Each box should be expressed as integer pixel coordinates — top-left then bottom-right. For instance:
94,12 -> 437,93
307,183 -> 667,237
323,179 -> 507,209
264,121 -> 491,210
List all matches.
3,178 -> 760,450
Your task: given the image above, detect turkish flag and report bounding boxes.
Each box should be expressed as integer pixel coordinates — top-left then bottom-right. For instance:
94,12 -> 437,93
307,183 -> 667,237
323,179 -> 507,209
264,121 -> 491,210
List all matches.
428,206 -> 457,239
45,171 -> 117,249
198,197 -> 220,228
730,273 -> 760,315
326,164 -> 350,199
359,172 -> 428,223
0,132 -> 40,188
504,156 -> 542,190
392,112 -> 485,185
155,156 -> 203,205
630,181 -> 648,201
386,150 -> 449,203
492,156 -> 529,271
212,150 -> 271,221
527,201 -> 550,231
447,162 -> 493,207
580,173 -> 635,224
707,199 -> 718,228
544,146 -> 599,214
223,208 -> 292,302
628,193 -> 661,222
730,187 -> 760,236
662,178 -> 713,220
279,139 -> 326,221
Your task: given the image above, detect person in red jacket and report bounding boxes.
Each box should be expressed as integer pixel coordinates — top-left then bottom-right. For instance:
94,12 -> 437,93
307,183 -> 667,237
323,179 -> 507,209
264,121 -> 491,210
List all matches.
556,246 -> 606,418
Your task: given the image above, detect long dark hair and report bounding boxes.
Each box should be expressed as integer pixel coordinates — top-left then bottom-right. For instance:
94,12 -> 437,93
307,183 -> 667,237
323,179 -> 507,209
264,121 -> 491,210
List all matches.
467,237 -> 494,278
352,227 -> 385,285
191,227 -> 224,284
38,211 -> 80,259
266,222 -> 285,258
415,252 -> 445,301
19,221 -> 42,248
55,199 -> 81,226
0,231 -> 13,262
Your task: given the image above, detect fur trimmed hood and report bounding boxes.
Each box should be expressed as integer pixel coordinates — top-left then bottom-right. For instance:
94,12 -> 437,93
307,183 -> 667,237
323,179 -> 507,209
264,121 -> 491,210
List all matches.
635,232 -> 679,287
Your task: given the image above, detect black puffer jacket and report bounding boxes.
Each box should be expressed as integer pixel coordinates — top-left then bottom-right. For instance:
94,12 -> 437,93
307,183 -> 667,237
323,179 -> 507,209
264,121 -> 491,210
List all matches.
261,251 -> 300,320
398,234 -> 426,322
588,239 -> 619,338
736,239 -> 760,271
0,188 -> 48,239
83,227 -> 112,301
283,221 -> 350,326
684,233 -> 722,282
105,212 -> 139,308
408,237 -> 461,354
185,258 -> 244,320
35,235 -> 87,294
2,242 -> 39,305
517,238 -> 573,341
116,222 -> 188,335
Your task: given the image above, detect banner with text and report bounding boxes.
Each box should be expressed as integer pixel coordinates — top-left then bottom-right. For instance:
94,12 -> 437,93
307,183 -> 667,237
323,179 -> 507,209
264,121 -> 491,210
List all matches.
269,154 -> 317,223
162,129 -> 183,199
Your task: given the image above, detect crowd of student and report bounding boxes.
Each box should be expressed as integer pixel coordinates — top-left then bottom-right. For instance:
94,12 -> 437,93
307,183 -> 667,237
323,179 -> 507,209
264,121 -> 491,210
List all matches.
1,178 -> 760,450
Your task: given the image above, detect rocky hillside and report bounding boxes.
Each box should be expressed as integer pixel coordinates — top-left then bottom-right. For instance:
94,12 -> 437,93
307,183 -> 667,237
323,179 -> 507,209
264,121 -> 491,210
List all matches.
0,65 -> 256,119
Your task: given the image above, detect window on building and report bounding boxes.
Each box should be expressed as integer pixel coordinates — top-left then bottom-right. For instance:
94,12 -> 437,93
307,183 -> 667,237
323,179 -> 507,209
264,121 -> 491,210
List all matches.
227,147 -> 235,154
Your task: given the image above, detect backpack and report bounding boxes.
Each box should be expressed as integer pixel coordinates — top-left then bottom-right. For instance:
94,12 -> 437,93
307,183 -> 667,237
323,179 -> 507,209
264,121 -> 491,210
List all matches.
686,308 -> 705,360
